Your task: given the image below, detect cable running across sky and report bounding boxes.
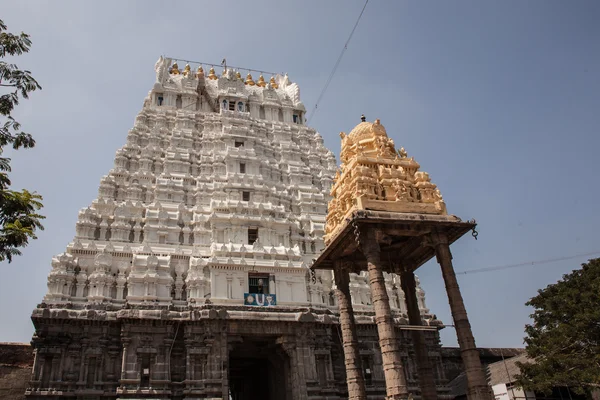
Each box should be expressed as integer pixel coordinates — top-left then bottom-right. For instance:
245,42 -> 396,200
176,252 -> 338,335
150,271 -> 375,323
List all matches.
307,0 -> 369,123
456,250 -> 600,275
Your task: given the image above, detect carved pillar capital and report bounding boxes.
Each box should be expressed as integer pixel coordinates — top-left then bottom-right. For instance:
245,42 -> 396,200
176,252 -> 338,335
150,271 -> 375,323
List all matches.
276,336 -> 296,355
357,227 -> 380,258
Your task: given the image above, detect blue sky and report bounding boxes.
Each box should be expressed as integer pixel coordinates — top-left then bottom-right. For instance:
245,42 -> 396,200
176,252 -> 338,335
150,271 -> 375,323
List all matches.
1,1 -> 599,348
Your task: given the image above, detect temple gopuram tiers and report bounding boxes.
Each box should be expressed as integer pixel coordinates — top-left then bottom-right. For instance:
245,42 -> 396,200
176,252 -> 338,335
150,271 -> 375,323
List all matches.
29,57 -> 450,400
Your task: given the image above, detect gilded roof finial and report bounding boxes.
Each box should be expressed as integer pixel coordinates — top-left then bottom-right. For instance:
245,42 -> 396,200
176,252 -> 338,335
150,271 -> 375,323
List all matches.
257,74 -> 266,87
183,64 -> 191,77
170,62 -> 180,75
360,114 -> 366,122
208,67 -> 218,80
269,76 -> 279,89
245,73 -> 255,86
197,65 -> 205,79
236,71 -> 242,81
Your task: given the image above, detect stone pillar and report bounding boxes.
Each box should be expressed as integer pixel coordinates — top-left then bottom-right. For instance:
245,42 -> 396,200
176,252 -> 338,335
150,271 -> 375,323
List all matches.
120,338 -> 130,381
400,269 -> 437,400
278,337 -> 308,400
431,232 -> 493,400
361,230 -> 409,399
333,263 -> 366,400
221,331 -> 229,400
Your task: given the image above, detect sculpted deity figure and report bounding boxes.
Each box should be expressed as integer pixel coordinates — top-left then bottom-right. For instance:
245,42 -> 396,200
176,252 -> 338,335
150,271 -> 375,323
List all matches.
154,56 -> 172,85
394,182 -> 411,201
398,147 -> 408,158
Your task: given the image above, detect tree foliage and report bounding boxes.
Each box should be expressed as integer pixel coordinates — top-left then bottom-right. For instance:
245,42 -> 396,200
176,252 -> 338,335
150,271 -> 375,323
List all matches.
0,19 -> 44,262
515,258 -> 600,396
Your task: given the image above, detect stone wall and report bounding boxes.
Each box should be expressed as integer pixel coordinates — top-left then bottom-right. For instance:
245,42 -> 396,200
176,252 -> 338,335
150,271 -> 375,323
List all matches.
0,343 -> 33,400
0,340 -> 525,399
440,347 -> 525,382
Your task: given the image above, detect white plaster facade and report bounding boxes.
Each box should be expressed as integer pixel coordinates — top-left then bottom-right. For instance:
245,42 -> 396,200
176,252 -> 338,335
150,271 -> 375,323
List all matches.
42,56 -> 432,317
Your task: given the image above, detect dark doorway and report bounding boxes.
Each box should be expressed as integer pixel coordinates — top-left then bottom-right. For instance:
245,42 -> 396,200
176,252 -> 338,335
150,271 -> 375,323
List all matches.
228,337 -> 291,400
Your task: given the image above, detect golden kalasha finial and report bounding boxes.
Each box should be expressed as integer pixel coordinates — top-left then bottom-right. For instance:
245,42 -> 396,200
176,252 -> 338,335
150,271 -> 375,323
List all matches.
196,65 -> 205,78
183,64 -> 191,77
170,62 -> 180,75
245,73 -> 255,86
236,71 -> 242,81
269,76 -> 278,89
208,67 -> 218,80
257,74 -> 266,87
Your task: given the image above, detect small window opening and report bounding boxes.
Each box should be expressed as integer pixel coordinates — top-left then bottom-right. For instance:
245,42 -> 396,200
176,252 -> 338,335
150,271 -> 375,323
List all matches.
140,355 -> 150,387
87,357 -> 97,387
242,191 -> 250,202
248,273 -> 269,294
237,102 -> 244,112
317,356 -> 328,386
157,95 -> 164,106
362,356 -> 372,386
222,99 -> 228,110
240,163 -> 246,174
229,100 -> 236,111
248,228 -> 258,244
235,141 -> 244,148
293,114 -> 299,124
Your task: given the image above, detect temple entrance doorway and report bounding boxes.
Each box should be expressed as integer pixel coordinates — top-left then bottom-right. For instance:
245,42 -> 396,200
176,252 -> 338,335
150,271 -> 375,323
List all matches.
228,337 -> 291,400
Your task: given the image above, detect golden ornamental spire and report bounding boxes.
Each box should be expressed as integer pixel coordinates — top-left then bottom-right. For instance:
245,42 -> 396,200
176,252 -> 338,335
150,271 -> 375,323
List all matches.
196,65 -> 205,79
245,73 -> 255,86
236,71 -> 242,81
208,67 -> 218,80
324,117 -> 448,244
183,64 -> 191,77
170,62 -> 180,75
269,76 -> 278,89
257,74 -> 266,87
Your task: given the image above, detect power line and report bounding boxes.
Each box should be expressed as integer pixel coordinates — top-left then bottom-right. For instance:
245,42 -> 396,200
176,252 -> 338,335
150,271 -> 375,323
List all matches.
456,251 -> 600,276
307,0 -> 369,124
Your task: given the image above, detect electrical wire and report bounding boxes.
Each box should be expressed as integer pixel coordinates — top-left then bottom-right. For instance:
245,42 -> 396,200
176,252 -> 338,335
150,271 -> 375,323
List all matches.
307,0 -> 369,123
456,251 -> 600,276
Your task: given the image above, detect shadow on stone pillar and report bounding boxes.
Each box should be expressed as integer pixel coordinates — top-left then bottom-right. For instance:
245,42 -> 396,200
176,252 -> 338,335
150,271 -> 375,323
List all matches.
400,268 -> 438,400
431,232 -> 493,400
334,261 -> 367,400
361,229 -> 409,400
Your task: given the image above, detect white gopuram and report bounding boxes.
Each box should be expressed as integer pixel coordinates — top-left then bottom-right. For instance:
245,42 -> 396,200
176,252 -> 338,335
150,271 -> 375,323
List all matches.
42,57 -> 433,315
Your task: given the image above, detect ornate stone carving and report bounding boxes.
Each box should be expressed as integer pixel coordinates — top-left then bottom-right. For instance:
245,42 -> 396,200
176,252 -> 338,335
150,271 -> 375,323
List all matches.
324,117 -> 448,244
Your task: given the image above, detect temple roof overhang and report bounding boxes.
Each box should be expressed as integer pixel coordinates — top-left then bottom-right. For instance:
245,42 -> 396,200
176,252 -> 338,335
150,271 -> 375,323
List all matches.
311,209 -> 476,273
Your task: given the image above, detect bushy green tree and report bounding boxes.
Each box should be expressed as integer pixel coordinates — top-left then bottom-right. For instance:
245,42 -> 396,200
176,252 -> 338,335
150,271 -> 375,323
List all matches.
0,19 -> 44,262
515,258 -> 600,396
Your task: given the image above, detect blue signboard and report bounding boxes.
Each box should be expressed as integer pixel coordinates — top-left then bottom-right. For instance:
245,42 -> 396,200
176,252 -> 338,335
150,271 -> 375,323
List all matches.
244,293 -> 277,307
